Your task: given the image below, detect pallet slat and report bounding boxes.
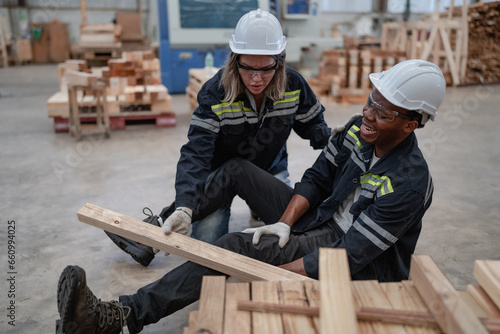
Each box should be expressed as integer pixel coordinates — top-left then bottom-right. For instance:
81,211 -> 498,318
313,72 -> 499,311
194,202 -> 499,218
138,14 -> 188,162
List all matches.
410,254 -> 489,334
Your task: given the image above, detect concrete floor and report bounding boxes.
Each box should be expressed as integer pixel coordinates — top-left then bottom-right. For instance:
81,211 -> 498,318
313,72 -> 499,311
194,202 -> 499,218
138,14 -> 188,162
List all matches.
0,64 -> 499,334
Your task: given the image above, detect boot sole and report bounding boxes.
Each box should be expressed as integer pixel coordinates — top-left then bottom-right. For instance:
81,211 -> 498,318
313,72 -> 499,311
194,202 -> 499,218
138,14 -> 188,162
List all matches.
57,265 -> 85,334
105,231 -> 154,267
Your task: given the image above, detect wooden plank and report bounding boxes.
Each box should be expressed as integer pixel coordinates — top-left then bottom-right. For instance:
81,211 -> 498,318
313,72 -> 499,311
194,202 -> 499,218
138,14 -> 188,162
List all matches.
195,276 -> 226,334
184,310 -> 198,334
252,281 -> 284,334
279,281 -> 316,334
380,282 -> 438,334
303,280 -> 321,331
352,281 -> 407,334
410,254 -> 488,334
77,203 -> 312,282
467,284 -> 500,318
319,248 -> 358,334
223,283 -> 251,334
474,260 -> 500,310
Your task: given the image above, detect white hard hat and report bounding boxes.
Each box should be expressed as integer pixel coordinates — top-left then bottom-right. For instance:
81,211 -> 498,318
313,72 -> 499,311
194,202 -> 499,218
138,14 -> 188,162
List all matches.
229,8 -> 287,55
369,59 -> 446,125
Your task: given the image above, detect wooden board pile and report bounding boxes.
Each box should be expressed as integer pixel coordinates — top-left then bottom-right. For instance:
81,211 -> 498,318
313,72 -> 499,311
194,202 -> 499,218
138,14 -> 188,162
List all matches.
76,203 -> 500,334
47,51 -> 174,132
465,1 -> 500,84
186,251 -> 500,334
186,67 -> 219,111
308,49 -> 406,104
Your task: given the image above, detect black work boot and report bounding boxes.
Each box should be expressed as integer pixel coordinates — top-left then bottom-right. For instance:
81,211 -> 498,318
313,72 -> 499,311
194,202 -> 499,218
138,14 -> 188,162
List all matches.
104,207 -> 164,266
57,265 -> 130,334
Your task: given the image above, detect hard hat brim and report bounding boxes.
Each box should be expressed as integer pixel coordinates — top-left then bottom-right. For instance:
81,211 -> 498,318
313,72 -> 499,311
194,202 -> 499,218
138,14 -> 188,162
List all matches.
229,38 -> 287,55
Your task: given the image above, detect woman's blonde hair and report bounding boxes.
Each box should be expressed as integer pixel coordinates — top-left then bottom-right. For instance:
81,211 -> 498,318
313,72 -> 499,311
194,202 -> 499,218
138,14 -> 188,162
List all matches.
220,52 -> 287,104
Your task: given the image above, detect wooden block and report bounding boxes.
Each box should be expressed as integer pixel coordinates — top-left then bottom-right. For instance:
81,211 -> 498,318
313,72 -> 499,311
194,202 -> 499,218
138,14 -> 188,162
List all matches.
467,284 -> 500,318
410,254 -> 489,334
64,70 -> 98,87
251,281 -> 284,333
195,276 -> 226,334
474,260 -> 500,310
280,281 -> 316,334
319,248 -> 358,334
77,203 -> 313,282
223,283 -> 251,334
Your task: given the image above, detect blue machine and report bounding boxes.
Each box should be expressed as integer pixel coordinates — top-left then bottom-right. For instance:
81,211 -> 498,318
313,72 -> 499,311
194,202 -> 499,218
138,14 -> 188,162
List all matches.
157,0 -> 275,94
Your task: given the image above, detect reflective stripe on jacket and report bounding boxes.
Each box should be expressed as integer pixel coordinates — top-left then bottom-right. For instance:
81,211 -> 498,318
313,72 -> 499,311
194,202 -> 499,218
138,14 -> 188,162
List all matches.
296,116 -> 433,282
175,66 -> 331,210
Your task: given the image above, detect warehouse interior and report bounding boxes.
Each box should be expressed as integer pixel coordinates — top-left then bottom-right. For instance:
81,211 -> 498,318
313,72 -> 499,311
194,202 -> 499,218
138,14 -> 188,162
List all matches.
1,1 -> 500,333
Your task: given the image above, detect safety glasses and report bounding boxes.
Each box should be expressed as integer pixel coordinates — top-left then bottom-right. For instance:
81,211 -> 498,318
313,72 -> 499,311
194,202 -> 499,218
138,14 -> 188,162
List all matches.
365,91 -> 414,122
237,60 -> 278,79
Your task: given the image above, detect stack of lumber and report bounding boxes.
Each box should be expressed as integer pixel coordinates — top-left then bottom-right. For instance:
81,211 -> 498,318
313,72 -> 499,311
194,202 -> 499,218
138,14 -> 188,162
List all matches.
186,67 -> 219,111
309,49 -> 406,104
465,1 -> 500,84
76,203 -> 500,334
47,51 -> 174,132
186,251 -> 500,334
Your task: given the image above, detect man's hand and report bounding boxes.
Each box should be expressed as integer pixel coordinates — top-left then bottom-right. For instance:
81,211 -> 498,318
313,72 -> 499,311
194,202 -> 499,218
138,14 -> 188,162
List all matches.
242,222 -> 291,248
162,207 -> 193,236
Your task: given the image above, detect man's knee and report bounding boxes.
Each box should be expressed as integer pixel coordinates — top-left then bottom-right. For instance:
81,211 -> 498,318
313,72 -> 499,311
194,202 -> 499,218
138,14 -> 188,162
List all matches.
215,232 -> 250,251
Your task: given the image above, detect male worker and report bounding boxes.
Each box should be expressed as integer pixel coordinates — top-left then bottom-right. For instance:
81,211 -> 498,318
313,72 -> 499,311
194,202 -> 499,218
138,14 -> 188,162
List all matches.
106,8 -> 331,266
57,59 -> 446,333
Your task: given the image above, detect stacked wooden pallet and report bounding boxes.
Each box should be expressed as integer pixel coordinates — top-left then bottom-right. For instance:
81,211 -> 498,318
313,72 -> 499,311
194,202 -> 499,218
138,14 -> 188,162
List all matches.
465,1 -> 500,84
186,67 -> 219,111
309,49 -> 406,104
186,251 -> 500,334
47,51 -> 174,132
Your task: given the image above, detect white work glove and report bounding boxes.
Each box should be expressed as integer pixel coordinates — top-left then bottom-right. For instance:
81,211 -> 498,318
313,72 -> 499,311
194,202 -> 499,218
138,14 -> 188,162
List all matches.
162,207 -> 193,236
242,222 -> 291,248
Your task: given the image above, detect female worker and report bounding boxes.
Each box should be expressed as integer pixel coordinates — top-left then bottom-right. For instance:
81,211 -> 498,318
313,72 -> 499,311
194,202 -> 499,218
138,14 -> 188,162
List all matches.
106,9 -> 331,266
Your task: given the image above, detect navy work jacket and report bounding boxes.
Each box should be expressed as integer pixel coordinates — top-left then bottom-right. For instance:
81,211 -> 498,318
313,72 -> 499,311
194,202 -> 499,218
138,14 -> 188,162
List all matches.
176,67 -> 331,210
295,116 -> 434,282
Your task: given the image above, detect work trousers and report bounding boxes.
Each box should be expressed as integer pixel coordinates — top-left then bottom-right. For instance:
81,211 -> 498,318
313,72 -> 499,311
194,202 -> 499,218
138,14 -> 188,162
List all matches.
120,158 -> 342,333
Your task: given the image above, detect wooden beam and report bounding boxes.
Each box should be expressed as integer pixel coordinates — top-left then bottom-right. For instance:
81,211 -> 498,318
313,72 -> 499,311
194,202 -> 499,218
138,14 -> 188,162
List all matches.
410,254 -> 489,334
77,203 -> 313,282
237,301 -> 500,332
474,260 -> 500,310
80,0 -> 87,26
319,248 -> 359,334
194,276 -> 226,334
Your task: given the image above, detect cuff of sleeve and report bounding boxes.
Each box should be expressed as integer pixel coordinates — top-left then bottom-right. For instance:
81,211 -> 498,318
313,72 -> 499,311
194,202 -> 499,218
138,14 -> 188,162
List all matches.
303,250 -> 320,279
293,183 -> 320,207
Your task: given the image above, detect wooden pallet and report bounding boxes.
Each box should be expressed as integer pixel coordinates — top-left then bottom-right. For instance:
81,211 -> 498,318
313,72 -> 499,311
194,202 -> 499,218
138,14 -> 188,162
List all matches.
53,112 -> 176,133
186,251 -> 500,334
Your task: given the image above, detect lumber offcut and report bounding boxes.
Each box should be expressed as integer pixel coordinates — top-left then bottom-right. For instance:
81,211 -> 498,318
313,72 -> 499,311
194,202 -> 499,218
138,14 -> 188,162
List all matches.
410,254 -> 489,334
77,203 -> 312,282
